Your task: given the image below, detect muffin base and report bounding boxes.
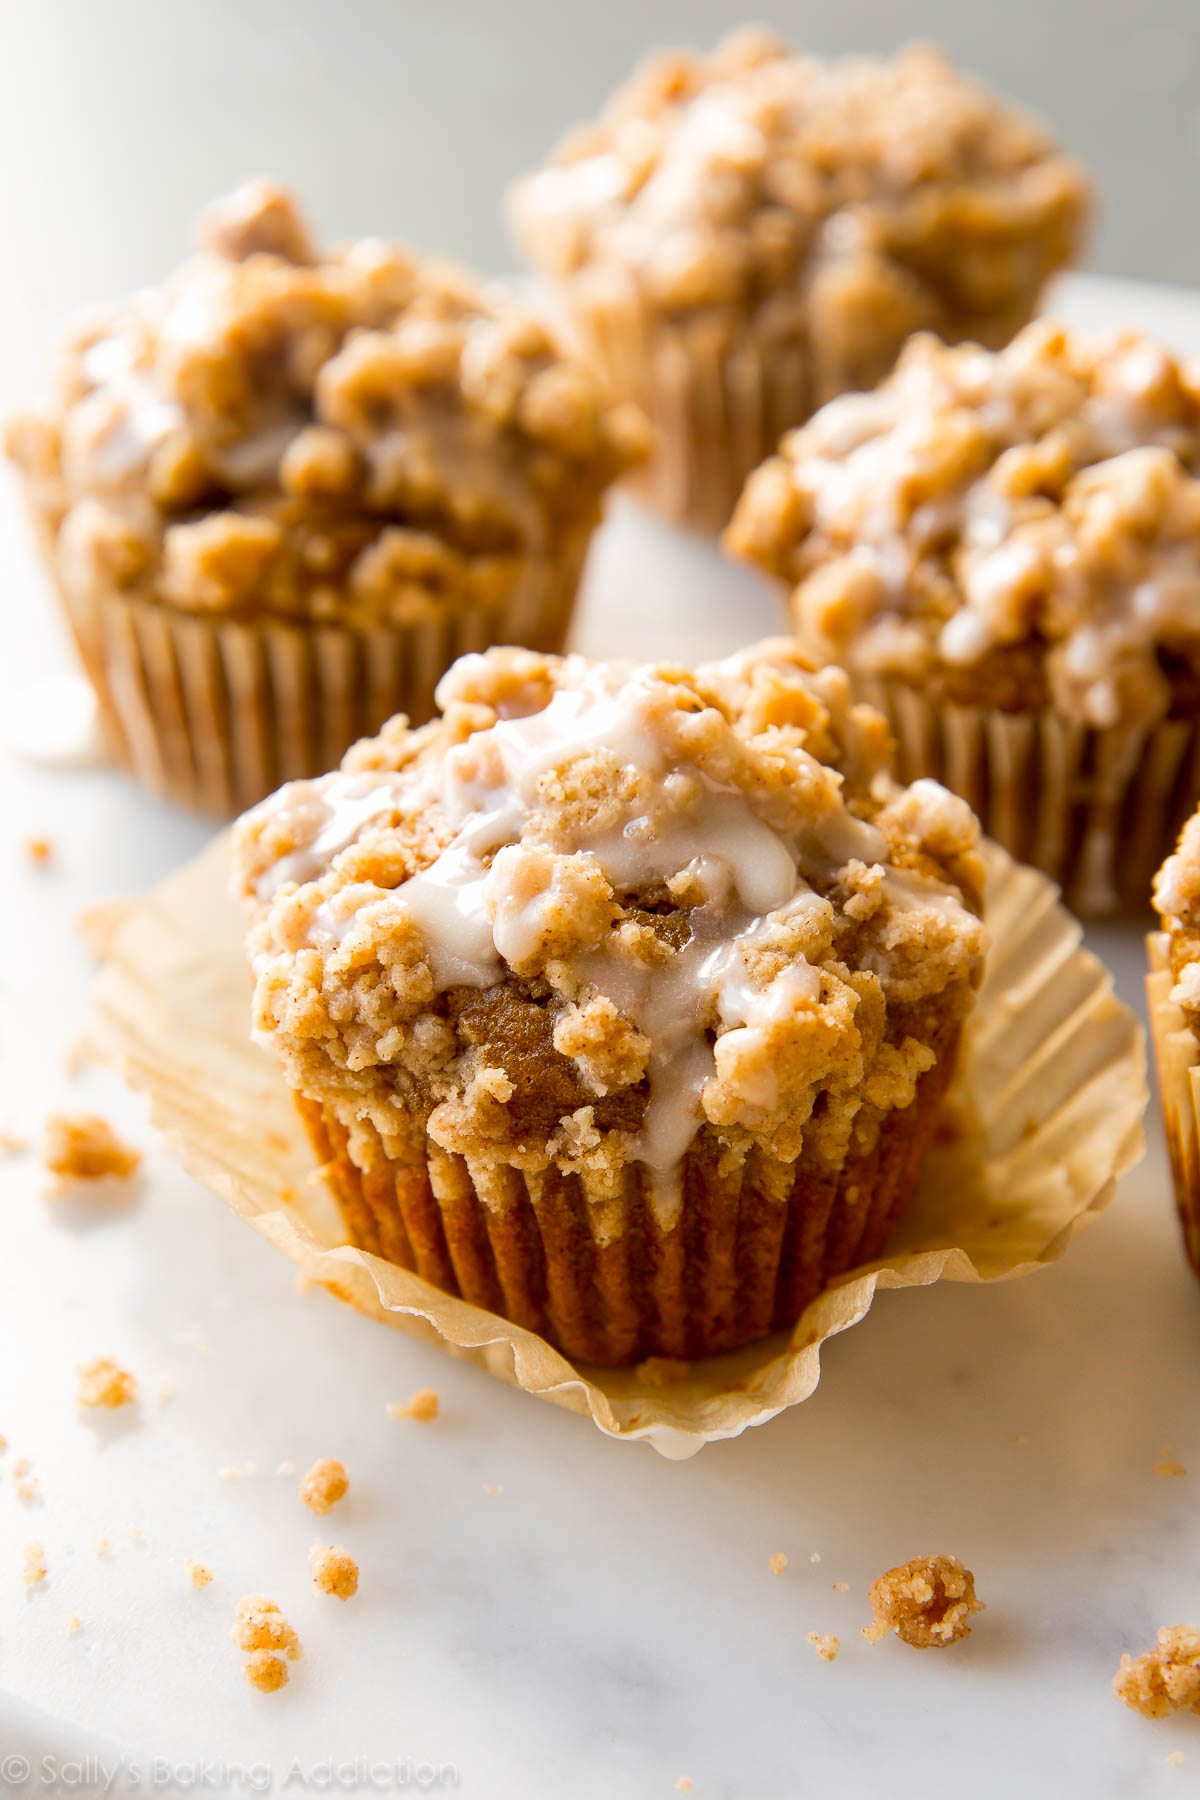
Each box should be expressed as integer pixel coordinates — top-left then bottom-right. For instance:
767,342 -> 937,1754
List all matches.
54,532 -> 591,817
293,1029 -> 960,1367
1146,933 -> 1200,1277
854,673 -> 1200,918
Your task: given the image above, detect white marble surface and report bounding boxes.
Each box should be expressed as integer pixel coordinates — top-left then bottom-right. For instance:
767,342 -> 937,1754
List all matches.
1,274 -> 1200,1799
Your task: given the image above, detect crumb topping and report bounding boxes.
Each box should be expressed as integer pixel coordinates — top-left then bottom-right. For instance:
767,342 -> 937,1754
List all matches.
299,1457 -> 348,1515
43,1111 -> 141,1183
729,322 -> 1200,729
1154,809 -> 1200,1043
310,1543 -> 359,1600
76,1356 -> 137,1410
236,641 -> 985,1211
768,1552 -> 789,1576
234,1594 -> 302,1693
6,180 -> 648,627
866,1553 -> 983,1648
513,33 -> 1085,348
1114,1627 -> 1200,1720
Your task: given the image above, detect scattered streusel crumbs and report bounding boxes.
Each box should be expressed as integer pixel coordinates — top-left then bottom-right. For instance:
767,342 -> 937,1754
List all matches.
387,1387 -> 440,1423
310,1544 -> 359,1601
13,1458 -> 40,1503
635,1357 -> 691,1386
1113,1626 -> 1200,1719
1155,1460 -> 1188,1479
77,1356 -> 137,1410
43,1112 -> 141,1184
94,1537 -> 112,1557
768,1553 -> 789,1576
866,1554 -> 983,1649
1168,1751 -> 1185,1769
66,1613 -> 82,1634
23,1542 -> 46,1586
809,1551 -> 822,1564
807,1632 -> 840,1663
185,1559 -> 213,1590
675,1780 -> 694,1794
299,1458 -> 348,1515
833,1581 -> 849,1593
24,835 -> 54,867
233,1595 -> 302,1693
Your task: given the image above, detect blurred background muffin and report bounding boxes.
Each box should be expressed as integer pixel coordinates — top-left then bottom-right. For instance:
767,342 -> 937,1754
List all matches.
1149,810 -> 1200,1276
234,639 -> 986,1365
510,29 -> 1088,530
5,180 -> 648,815
728,320 -> 1200,915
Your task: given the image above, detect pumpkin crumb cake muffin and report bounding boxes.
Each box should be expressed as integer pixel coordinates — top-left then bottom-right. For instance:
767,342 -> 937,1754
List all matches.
511,29 -> 1088,529
1149,809 -> 1200,1275
729,321 -> 1200,915
5,179 -> 647,816
234,640 -> 986,1365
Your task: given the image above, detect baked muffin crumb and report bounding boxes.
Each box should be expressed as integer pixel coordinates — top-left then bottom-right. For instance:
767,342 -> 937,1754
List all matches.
1114,1627 -> 1200,1719
77,1356 -> 137,1410
310,1543 -> 359,1600
44,1112 -> 141,1183
387,1388 -> 439,1422
300,1457 -> 348,1514
867,1554 -> 983,1648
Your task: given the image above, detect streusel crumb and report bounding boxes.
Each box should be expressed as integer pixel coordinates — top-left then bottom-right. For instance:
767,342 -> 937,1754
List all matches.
23,1542 -> 46,1587
310,1544 -> 359,1600
233,1595 -> 303,1695
244,1649 -> 290,1694
43,1112 -> 141,1183
807,1632 -> 840,1663
24,835 -> 54,867
186,1559 -> 213,1590
299,1458 -> 348,1515
867,1554 -> 983,1649
77,1356 -> 137,1410
768,1553 -> 789,1576
66,1613 -> 82,1634
387,1387 -> 439,1422
1114,1627 -> 1200,1719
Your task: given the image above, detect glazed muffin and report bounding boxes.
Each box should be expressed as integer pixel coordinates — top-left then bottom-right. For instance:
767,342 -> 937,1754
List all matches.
728,321 -> 1200,916
1149,811 -> 1200,1275
234,639 -> 986,1366
510,30 -> 1088,531
5,180 -> 648,815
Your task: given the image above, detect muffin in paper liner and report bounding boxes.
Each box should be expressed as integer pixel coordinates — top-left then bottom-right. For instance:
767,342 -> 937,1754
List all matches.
1146,933 -> 1200,1275
89,832 -> 1145,1457
57,527 -> 589,818
853,674 -> 1200,920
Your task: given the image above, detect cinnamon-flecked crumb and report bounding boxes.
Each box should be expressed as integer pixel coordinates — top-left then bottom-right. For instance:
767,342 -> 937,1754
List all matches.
866,1554 -> 983,1649
387,1387 -> 439,1422
299,1457 -> 348,1515
233,1595 -> 302,1693
43,1112 -> 141,1183
22,1542 -> 46,1587
77,1356 -> 137,1410
310,1543 -> 359,1600
768,1553 -> 789,1576
185,1558 -> 213,1590
807,1632 -> 840,1662
1114,1627 -> 1200,1719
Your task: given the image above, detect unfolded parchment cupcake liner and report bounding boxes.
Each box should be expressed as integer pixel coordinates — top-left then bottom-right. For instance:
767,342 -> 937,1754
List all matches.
1146,933 -> 1200,1275
852,673 -> 1200,919
56,533 -> 589,819
90,833 -> 1146,1458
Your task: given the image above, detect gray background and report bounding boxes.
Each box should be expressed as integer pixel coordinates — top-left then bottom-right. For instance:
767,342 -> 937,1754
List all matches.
0,0 -> 1197,407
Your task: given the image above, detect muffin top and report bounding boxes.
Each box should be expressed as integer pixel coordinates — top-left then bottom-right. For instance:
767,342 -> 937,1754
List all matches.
728,322 -> 1200,729
5,180 -> 648,624
1153,810 -> 1200,1039
236,641 -> 985,1214
510,30 -> 1086,330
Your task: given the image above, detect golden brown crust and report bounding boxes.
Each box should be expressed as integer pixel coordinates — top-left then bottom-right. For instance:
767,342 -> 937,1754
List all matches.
7,181 -> 648,628
728,322 -> 1200,730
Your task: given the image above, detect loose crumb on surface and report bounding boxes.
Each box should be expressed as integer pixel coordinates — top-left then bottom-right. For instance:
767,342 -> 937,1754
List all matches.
310,1543 -> 359,1601
675,1781 -> 694,1794
768,1552 -> 789,1576
94,1537 -> 112,1557
14,1458 -> 40,1503
77,1356 -> 137,1410
635,1357 -> 691,1386
807,1632 -> 840,1663
483,1482 -> 504,1497
386,1387 -> 440,1423
185,1558 -> 213,1590
23,1542 -> 46,1586
276,1460 -> 296,1476
24,835 -> 54,867
0,1435 -> 7,1453
833,1581 -> 850,1593
1155,1460 -> 1188,1479
43,1112 -> 141,1184
299,1458 -> 348,1515
233,1595 -> 302,1694
809,1552 -> 822,1564
1114,1627 -> 1200,1719
129,1526 -> 145,1543
1167,1751 -> 1185,1768
866,1554 -> 984,1649
66,1613 -> 82,1634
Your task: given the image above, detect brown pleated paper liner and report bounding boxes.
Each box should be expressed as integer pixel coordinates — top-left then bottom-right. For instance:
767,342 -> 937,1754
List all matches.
90,835 -> 1146,1457
852,673 -> 1200,919
1146,934 -> 1200,1276
55,532 -> 589,819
